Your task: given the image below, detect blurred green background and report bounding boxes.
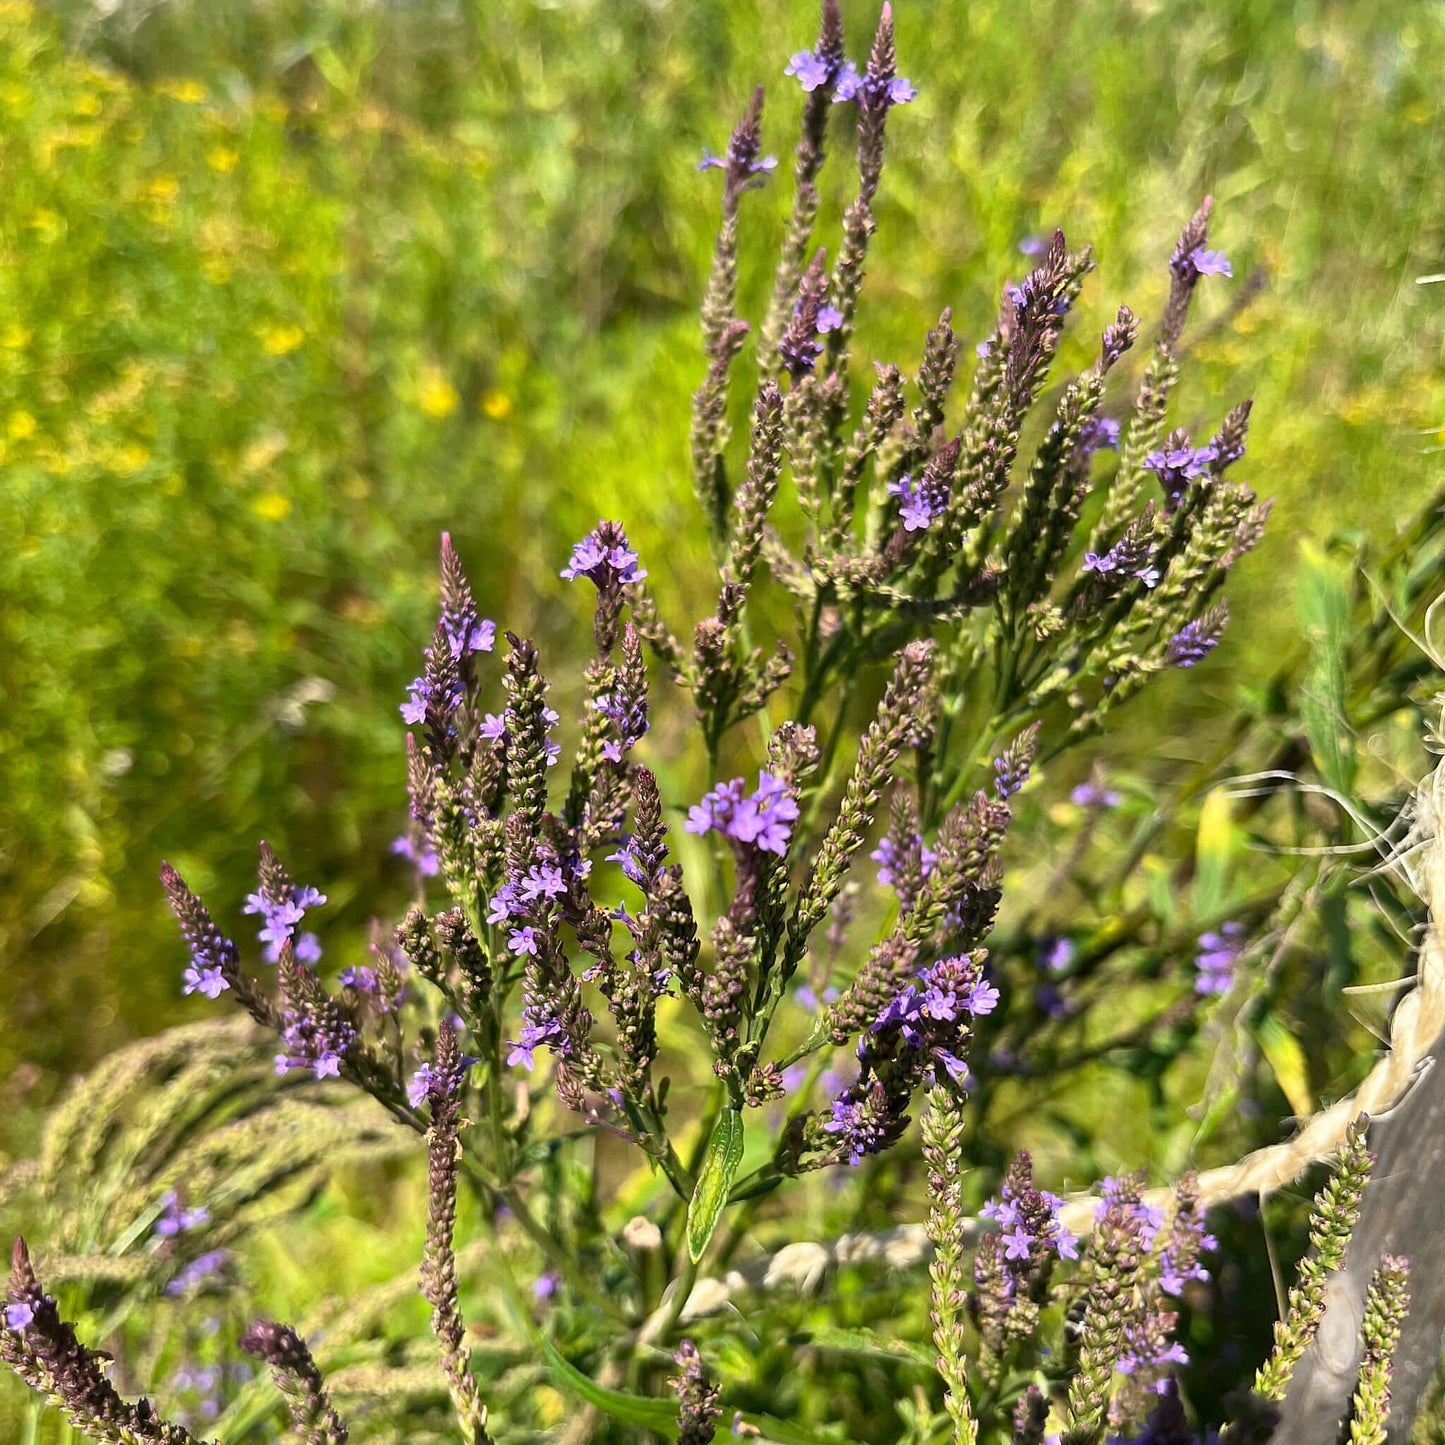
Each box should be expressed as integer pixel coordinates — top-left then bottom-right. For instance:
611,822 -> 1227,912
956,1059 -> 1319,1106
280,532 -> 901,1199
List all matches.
1,0 -> 1441,1143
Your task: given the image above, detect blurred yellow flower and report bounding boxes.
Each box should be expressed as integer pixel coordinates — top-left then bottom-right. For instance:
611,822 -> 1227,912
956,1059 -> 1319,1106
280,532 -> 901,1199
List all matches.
480,389 -> 512,420
142,175 -> 180,204
2,324 -> 30,349
111,442 -> 151,474
158,78 -> 208,104
418,365 -> 459,419
207,144 -> 239,173
7,410 -> 36,440
256,323 -> 305,357
252,491 -> 293,521
73,91 -> 101,116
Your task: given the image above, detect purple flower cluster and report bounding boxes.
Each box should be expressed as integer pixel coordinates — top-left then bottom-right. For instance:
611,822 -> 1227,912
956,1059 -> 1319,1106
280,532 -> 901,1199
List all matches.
992,750 -> 1033,801
872,954 -> 1000,1079
1167,610 -> 1228,668
243,880 -> 325,967
1142,443 -> 1215,509
506,1013 -> 571,1072
685,771 -> 799,855
869,831 -> 937,891
165,1249 -> 230,1298
154,1192 -> 209,1239
275,1004 -> 356,1080
1081,414 -> 1121,456
1071,776 -> 1123,809
981,1180 -> 1079,1265
560,523 -> 647,589
785,49 -> 916,106
1095,1175 -> 1166,1248
887,472 -> 949,532
1194,921 -> 1244,996
592,687 -> 648,764
168,872 -> 238,1002
1082,542 -> 1160,590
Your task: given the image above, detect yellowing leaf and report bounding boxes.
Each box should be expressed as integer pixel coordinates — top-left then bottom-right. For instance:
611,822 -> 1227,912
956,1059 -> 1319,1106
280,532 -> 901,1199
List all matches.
1258,1014 -> 1313,1119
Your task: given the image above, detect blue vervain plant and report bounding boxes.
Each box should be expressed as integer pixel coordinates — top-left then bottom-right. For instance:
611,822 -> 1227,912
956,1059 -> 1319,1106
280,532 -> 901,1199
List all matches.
3,4 -> 1423,1443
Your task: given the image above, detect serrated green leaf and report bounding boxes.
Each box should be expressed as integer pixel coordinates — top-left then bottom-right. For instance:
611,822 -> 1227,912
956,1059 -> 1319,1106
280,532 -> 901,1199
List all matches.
687,1106 -> 744,1262
540,1336 -> 679,1434
1258,1014 -> 1313,1119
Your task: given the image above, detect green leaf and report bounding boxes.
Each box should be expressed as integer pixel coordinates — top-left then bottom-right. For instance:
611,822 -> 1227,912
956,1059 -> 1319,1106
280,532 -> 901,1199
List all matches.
1295,539 -> 1356,795
791,1325 -> 935,1369
540,1336 -> 679,1435
687,1106 -> 745,1262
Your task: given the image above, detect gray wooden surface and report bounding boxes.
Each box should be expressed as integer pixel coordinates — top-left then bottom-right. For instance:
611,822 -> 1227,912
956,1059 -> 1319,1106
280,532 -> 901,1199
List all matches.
1271,1027 -> 1445,1444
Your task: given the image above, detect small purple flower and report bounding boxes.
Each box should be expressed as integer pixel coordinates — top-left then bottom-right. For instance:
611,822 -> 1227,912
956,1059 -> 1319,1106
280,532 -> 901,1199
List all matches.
508,926 -> 540,957
1001,1225 -> 1033,1261
1039,936 -> 1075,972
816,304 -> 844,333
165,1249 -> 230,1297
407,1062 -> 434,1109
1194,920 -> 1244,996
784,49 -> 833,91
831,61 -> 862,102
533,1269 -> 561,1301
486,884 -> 522,924
506,1013 -> 571,1072
155,1191 -> 210,1238
697,147 -> 776,176
340,966 -> 379,993
480,712 -> 506,741
519,863 -> 567,902
888,473 -> 949,532
1189,246 -> 1232,278
392,833 -> 440,876
5,1302 -> 34,1331
183,963 -> 229,999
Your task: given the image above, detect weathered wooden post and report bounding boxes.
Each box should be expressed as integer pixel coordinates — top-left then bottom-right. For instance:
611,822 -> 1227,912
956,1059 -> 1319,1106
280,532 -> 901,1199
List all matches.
1272,1027 -> 1445,1443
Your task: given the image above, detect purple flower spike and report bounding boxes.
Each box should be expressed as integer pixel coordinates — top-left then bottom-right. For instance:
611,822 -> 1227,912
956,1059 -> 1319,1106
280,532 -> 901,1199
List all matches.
1167,603 -> 1229,669
1189,246 -> 1232,278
